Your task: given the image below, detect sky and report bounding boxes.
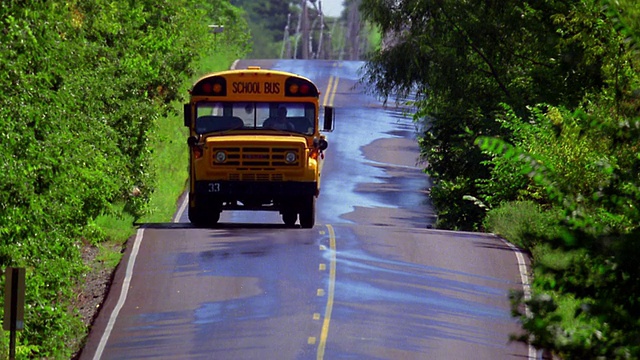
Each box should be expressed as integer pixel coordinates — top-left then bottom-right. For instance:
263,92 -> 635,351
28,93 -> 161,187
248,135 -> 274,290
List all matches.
319,0 -> 344,17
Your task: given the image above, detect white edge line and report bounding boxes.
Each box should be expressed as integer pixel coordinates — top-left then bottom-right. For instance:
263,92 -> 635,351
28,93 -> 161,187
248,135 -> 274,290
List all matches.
93,194 -> 189,359
497,236 -> 537,360
92,228 -> 145,360
173,192 -> 188,223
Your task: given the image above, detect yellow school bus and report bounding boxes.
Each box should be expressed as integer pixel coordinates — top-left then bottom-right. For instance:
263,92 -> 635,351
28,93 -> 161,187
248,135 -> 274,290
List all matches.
184,66 -> 334,228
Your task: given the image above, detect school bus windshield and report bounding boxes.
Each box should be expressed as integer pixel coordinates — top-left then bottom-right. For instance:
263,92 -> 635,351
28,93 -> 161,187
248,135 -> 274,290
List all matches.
195,101 -> 316,135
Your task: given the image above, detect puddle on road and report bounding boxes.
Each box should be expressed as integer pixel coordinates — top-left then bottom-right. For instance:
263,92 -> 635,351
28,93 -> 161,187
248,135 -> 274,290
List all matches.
319,98 -> 435,228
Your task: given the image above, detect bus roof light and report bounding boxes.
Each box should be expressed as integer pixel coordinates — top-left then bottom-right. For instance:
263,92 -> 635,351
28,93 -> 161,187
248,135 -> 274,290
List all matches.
191,76 -> 227,96
284,77 -> 318,97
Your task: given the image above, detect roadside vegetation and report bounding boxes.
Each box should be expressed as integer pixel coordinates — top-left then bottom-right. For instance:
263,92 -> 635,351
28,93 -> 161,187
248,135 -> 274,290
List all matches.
360,0 -> 639,358
0,0 -> 249,358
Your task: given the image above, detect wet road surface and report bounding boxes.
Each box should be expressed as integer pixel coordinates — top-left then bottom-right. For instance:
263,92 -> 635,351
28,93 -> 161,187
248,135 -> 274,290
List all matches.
79,59 -> 532,359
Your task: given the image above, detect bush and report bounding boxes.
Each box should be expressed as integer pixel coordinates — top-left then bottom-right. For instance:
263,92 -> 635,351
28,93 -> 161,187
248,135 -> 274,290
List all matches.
484,201 -> 560,250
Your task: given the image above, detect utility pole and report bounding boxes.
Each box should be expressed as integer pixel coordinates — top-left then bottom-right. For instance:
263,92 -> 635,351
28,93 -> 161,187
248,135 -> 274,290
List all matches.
281,13 -> 292,59
301,0 -> 310,59
293,0 -> 303,59
316,1 -> 324,59
295,0 -> 333,60
346,0 -> 361,60
325,19 -> 336,60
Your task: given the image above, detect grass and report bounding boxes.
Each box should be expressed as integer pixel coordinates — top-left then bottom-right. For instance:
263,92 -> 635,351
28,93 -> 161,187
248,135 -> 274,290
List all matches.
95,244 -> 124,269
483,200 -> 560,251
139,110 -> 190,224
93,204 -> 137,243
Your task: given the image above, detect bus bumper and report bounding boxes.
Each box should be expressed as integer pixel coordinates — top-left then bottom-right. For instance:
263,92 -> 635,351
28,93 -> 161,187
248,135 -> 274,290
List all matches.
194,180 -> 317,197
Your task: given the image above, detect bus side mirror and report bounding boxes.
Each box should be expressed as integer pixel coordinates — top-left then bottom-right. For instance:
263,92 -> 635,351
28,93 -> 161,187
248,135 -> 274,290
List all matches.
323,106 -> 334,132
314,137 -> 328,151
184,103 -> 192,127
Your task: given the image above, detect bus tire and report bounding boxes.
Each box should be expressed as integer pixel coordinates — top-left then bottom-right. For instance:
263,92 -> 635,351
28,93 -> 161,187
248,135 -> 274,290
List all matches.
299,196 -> 315,229
209,210 -> 221,225
188,208 -> 205,227
188,206 -> 220,227
282,210 -> 297,227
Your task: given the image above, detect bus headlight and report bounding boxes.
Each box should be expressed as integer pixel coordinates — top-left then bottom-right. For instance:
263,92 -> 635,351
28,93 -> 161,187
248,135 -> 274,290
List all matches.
215,151 -> 227,163
285,151 -> 297,164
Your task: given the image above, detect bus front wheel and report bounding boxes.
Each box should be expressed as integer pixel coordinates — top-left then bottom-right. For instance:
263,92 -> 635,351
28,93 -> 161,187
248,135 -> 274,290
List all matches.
282,210 -> 298,227
299,196 -> 315,229
188,205 -> 220,227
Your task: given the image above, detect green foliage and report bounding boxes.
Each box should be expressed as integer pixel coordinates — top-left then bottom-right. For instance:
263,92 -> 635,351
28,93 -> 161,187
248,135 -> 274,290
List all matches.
511,228 -> 640,359
429,176 -> 486,231
602,0 -> 640,51
484,201 -> 561,250
0,0 -> 249,358
478,99 -> 640,357
478,102 -> 638,234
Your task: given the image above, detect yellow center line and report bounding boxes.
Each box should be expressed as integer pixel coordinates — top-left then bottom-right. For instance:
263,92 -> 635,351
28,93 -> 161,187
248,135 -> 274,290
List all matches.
322,76 -> 334,107
328,77 -> 339,107
317,224 -> 337,360
322,76 -> 339,107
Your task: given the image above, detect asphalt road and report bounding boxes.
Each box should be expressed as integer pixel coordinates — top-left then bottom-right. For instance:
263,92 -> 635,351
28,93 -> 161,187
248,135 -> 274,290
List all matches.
79,59 -> 534,359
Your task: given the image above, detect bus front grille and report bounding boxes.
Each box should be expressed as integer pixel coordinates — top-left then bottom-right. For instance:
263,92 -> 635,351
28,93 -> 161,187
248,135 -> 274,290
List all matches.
228,173 -> 285,181
212,146 -> 301,168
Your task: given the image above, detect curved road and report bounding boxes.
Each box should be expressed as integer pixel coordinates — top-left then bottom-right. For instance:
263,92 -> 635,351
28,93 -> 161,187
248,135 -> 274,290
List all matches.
79,59 -> 533,359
